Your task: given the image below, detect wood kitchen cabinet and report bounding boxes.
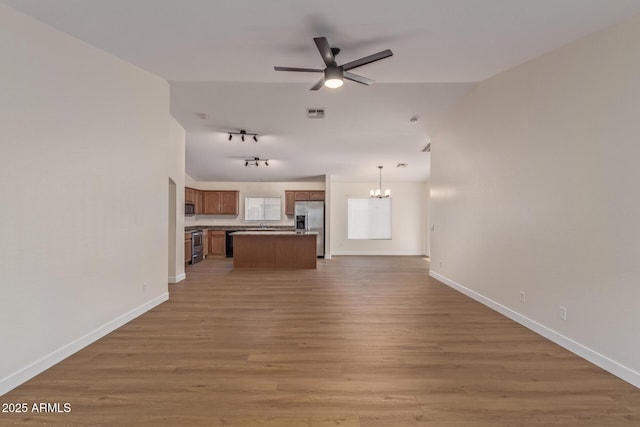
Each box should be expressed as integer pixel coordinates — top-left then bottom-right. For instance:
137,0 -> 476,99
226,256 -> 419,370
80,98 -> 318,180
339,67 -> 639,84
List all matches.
185,187 -> 196,203
285,190 -> 325,215
310,191 -> 325,201
208,230 -> 226,256
285,191 -> 295,215
294,191 -> 310,201
202,191 -> 239,215
185,187 -> 203,214
194,190 -> 202,214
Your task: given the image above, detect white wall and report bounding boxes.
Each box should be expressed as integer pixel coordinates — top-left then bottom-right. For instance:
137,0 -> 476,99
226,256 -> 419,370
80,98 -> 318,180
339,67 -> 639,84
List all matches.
422,178 -> 430,257
168,119 -> 186,283
185,179 -> 325,227
431,13 -> 640,387
330,181 -> 427,255
0,4 -> 179,394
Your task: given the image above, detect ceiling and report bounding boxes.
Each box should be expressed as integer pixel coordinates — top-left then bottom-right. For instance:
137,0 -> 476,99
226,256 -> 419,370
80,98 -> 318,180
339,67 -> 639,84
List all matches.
5,0 -> 640,182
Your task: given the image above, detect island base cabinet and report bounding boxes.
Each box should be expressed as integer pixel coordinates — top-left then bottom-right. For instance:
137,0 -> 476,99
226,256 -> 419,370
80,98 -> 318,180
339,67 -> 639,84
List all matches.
233,234 -> 316,269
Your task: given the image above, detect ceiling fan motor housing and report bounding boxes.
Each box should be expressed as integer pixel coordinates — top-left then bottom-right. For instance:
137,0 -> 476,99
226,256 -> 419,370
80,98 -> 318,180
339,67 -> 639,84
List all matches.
325,66 -> 343,82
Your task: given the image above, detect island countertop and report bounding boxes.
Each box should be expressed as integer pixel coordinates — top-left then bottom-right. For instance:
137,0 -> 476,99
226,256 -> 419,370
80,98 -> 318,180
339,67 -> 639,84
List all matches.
230,231 -> 318,236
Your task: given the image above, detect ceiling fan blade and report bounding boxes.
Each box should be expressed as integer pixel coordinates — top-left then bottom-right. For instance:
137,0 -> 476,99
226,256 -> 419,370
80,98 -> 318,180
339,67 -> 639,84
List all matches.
274,66 -> 324,72
344,71 -> 375,85
342,49 -> 393,71
310,77 -> 325,91
314,37 -> 336,67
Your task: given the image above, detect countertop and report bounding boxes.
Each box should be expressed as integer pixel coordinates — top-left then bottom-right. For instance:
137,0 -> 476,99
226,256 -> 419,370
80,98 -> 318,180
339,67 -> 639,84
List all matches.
230,231 -> 318,236
185,225 -> 294,232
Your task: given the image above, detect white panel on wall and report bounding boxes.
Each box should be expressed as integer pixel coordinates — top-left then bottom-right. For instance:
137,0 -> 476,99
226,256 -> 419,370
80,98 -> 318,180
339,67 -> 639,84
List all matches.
244,196 -> 281,221
347,197 -> 392,240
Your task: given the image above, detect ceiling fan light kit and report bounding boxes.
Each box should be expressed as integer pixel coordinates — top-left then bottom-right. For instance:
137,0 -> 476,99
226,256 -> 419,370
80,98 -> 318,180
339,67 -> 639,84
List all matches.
274,36 -> 393,91
324,67 -> 344,88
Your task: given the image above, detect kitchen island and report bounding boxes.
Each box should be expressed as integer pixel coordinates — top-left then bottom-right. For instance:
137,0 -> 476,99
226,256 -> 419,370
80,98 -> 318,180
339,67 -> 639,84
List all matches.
231,231 -> 317,269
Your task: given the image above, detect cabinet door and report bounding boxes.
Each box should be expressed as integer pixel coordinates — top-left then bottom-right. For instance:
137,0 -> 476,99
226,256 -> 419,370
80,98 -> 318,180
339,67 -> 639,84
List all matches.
294,191 -> 310,201
185,188 -> 195,204
220,191 -> 239,215
202,191 -> 221,214
202,230 -> 208,255
209,231 -> 226,255
194,190 -> 203,214
310,191 -> 325,201
285,191 -> 295,215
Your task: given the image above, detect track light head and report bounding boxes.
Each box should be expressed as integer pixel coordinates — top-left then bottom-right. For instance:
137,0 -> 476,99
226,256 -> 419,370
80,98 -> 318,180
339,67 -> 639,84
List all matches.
243,157 -> 270,167
228,129 -> 259,143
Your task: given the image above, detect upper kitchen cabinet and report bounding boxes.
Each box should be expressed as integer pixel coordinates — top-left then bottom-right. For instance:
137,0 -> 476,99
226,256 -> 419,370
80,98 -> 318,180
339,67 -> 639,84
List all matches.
310,191 -> 325,201
202,190 -> 239,215
285,190 -> 325,215
185,187 -> 197,204
185,187 -> 203,214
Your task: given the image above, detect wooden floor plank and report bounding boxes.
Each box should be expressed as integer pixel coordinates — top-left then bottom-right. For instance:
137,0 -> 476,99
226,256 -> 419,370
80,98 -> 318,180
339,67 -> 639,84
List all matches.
2,256 -> 640,426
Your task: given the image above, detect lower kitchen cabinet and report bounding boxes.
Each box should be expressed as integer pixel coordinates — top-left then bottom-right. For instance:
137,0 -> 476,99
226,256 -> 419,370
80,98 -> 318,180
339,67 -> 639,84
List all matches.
208,230 -> 226,255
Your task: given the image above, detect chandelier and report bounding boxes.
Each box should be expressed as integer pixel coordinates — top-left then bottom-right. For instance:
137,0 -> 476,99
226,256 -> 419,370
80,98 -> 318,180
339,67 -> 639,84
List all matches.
370,165 -> 390,198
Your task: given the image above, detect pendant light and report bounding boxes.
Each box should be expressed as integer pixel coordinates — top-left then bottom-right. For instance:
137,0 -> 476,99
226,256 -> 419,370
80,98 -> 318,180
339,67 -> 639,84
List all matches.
370,166 -> 390,198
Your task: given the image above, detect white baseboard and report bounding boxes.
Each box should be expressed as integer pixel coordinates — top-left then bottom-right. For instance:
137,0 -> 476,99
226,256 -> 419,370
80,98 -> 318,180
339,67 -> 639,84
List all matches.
0,292 -> 169,396
331,251 -> 423,256
168,273 -> 186,283
429,271 -> 640,389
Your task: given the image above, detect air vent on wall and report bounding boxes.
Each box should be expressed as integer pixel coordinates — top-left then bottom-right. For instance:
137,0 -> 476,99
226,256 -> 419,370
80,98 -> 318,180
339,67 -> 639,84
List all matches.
306,108 -> 325,119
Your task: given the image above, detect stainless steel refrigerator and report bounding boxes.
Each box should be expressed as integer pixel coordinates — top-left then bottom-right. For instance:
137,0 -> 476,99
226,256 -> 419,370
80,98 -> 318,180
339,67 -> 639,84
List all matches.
294,201 -> 325,257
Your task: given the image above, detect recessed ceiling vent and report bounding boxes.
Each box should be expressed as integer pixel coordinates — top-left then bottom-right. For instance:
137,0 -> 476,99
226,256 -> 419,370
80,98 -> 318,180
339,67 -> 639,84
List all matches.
306,108 -> 325,119
422,142 -> 431,152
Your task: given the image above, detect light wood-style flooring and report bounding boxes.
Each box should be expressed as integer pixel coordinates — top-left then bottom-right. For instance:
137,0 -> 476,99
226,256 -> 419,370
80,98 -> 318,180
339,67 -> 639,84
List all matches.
2,256 -> 640,426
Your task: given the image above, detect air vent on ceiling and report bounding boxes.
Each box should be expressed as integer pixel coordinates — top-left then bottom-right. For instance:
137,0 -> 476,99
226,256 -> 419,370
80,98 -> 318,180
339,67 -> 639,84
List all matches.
306,108 -> 325,119
422,142 -> 431,152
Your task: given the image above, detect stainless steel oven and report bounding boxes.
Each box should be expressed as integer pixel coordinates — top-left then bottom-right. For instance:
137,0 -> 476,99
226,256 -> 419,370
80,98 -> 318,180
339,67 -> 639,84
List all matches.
191,230 -> 203,264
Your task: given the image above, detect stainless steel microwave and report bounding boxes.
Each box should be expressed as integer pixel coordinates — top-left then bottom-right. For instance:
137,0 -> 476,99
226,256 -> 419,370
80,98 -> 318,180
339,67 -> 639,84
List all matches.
185,203 -> 195,215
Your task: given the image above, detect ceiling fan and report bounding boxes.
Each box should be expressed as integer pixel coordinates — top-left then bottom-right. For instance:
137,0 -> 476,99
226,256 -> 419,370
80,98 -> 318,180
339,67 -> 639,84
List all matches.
274,37 -> 393,90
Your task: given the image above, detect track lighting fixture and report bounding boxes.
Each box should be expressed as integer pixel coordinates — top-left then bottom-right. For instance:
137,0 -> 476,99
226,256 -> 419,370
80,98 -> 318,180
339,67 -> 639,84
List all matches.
228,129 -> 259,142
244,157 -> 269,167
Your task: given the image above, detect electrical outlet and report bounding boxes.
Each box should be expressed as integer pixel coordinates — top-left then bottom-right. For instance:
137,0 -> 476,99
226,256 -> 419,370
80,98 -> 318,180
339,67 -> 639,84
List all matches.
559,306 -> 567,321
520,291 -> 526,304
439,261 -> 443,268
143,282 -> 148,293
